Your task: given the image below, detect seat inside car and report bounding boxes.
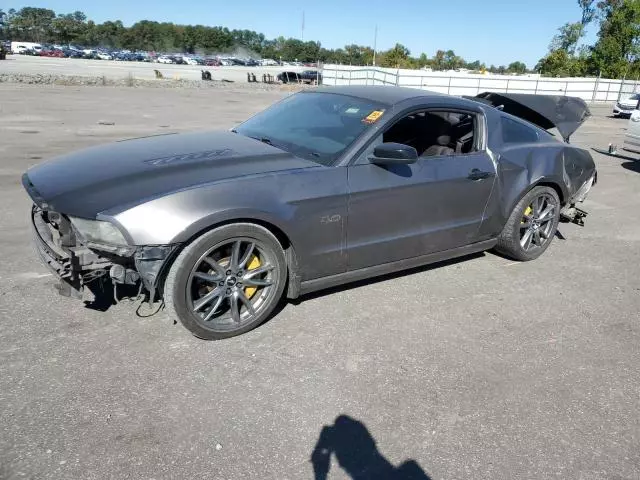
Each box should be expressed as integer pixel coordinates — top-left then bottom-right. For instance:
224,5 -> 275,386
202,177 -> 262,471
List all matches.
420,122 -> 455,157
382,111 -> 475,157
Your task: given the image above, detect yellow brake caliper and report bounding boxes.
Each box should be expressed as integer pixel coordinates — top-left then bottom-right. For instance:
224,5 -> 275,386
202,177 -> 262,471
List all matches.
522,205 -> 533,223
244,254 -> 261,299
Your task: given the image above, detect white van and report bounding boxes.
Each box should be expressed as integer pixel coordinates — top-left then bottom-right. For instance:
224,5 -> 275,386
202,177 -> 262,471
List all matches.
10,41 -> 42,54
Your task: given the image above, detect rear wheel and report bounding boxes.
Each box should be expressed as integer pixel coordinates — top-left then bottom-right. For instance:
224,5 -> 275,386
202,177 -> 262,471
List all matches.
164,224 -> 287,340
495,186 -> 561,261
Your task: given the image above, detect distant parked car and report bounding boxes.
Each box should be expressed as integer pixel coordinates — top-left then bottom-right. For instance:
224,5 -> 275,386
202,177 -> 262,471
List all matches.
228,58 -> 247,66
20,48 -> 41,56
301,70 -> 322,84
96,52 -> 113,60
277,71 -> 300,83
62,48 -> 84,58
40,48 -> 64,58
613,93 -> 640,117
157,55 -> 174,64
204,58 -> 222,67
277,70 -> 322,85
11,41 -> 42,54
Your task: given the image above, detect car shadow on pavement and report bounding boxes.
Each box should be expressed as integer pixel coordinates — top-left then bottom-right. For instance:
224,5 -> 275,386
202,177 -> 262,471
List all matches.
621,160 -> 640,173
591,147 -> 638,162
292,253 -> 485,305
83,279 -> 143,312
311,415 -> 432,480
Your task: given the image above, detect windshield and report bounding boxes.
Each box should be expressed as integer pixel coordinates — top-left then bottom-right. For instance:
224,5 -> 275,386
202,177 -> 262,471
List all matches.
234,92 -> 386,166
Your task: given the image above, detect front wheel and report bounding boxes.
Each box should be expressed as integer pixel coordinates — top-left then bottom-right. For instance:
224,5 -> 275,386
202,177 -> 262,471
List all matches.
495,186 -> 561,261
164,224 -> 288,340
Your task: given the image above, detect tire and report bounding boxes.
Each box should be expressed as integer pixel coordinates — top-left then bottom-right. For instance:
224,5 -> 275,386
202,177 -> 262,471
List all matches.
495,186 -> 561,261
164,223 -> 288,340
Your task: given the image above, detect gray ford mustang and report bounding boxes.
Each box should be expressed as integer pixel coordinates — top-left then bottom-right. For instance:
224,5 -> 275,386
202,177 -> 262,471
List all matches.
22,86 -> 597,340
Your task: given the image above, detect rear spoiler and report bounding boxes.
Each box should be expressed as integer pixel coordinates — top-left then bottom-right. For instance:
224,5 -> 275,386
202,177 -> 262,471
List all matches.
465,92 -> 591,142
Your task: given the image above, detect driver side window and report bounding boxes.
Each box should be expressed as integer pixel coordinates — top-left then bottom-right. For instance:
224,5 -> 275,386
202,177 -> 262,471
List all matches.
357,109 -> 481,164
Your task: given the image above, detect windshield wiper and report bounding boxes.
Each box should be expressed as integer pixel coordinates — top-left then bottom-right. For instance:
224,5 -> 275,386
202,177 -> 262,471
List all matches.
239,133 -> 322,161
253,136 -> 274,146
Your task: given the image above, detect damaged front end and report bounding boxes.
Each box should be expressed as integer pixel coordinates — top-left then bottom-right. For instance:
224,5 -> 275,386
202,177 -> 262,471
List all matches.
31,205 -> 178,306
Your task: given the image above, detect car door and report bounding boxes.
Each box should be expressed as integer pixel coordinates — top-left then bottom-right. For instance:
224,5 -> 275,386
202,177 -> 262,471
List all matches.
345,109 -> 496,271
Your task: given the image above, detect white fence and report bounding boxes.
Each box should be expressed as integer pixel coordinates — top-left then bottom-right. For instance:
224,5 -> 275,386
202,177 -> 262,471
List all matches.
321,64 -> 640,103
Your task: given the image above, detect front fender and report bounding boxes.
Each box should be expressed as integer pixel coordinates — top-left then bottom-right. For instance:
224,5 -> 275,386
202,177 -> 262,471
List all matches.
107,183 -> 296,246
170,207 -> 294,245
105,166 -> 348,282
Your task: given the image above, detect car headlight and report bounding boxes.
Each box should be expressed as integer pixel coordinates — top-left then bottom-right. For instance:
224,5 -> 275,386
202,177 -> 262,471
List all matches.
68,216 -> 128,245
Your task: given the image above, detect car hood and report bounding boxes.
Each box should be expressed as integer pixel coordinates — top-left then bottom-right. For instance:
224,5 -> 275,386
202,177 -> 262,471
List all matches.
618,99 -> 638,108
22,130 -> 320,218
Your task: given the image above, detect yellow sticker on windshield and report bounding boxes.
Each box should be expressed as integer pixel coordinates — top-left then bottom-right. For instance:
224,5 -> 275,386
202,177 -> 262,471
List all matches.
363,110 -> 384,124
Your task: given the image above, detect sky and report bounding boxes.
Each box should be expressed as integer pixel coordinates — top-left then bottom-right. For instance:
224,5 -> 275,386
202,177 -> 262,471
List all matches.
13,0 -> 599,68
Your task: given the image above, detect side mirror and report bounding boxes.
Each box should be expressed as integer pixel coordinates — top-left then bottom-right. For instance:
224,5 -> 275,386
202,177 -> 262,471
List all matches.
369,142 -> 418,165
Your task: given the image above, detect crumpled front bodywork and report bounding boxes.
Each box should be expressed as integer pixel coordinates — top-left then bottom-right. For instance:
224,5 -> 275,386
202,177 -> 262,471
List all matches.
31,205 -> 179,301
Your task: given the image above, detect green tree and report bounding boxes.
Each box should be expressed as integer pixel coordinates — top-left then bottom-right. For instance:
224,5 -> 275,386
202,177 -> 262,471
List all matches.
588,0 -> 640,78
10,7 -> 56,42
343,44 -> 374,65
51,11 -> 87,44
579,0 -> 597,24
418,52 -> 431,68
432,50 -> 445,70
536,48 -> 587,76
380,43 -> 410,68
0,9 -> 8,38
508,61 -> 528,74
443,49 -> 464,69
550,22 -> 585,54
466,60 -> 483,71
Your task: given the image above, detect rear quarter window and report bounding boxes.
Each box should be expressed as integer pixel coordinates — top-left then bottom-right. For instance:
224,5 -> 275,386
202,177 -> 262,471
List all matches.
501,116 -> 539,144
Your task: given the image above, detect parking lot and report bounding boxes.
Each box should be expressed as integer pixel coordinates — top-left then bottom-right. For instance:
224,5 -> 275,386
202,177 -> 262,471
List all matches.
0,83 -> 639,480
1,54 -> 303,83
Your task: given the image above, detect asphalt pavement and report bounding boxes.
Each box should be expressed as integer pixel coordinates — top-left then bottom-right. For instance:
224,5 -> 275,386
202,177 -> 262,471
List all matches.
0,84 -> 639,480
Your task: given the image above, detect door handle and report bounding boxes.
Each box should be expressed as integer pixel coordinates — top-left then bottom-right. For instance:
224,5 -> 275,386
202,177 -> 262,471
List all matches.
468,168 -> 493,180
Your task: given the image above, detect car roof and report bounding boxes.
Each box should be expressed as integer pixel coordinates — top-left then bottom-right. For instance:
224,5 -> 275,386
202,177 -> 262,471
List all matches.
313,85 -> 449,106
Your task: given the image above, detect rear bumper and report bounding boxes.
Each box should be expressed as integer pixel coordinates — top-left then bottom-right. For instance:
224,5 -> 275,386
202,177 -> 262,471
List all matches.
572,171 -> 596,204
560,172 -> 596,226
